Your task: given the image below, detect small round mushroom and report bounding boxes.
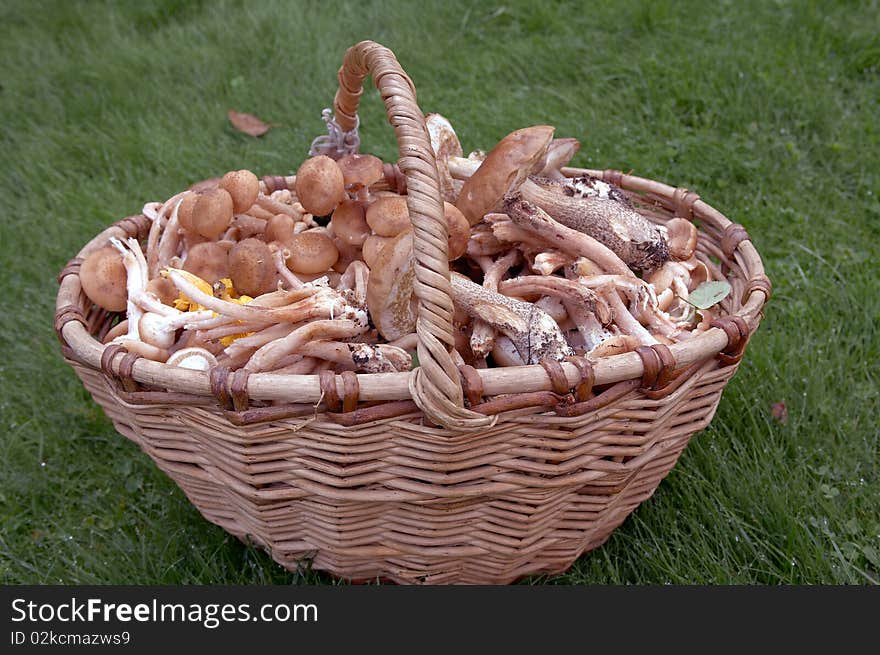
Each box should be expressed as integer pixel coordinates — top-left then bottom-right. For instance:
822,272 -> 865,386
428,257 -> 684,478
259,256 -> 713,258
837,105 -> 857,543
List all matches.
330,199 -> 371,247
294,155 -> 345,217
192,187 -> 234,239
138,312 -> 177,349
145,277 -> 178,306
336,153 -> 384,200
286,231 -> 339,275
166,347 -> 218,371
219,169 -> 260,214
365,195 -> 410,237
183,241 -> 229,283
365,196 -> 468,260
80,245 -> 128,311
229,238 -> 276,297
176,191 -> 200,233
265,213 -> 297,246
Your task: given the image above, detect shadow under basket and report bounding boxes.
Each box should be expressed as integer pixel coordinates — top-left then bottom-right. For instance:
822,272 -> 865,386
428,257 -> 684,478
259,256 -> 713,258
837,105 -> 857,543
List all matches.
54,41 -> 771,585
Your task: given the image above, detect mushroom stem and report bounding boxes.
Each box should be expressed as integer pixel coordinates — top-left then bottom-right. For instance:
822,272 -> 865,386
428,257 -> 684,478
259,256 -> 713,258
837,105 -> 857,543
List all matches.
450,272 -> 572,364
165,268 -> 362,327
518,176 -> 668,273
500,195 -> 635,277
297,341 -> 412,373
497,275 -> 612,326
156,199 -> 182,272
531,250 -> 573,276
338,260 -> 369,308
147,192 -> 186,278
470,250 -> 520,358
244,319 -> 367,371
255,194 -> 303,219
271,245 -> 305,290
601,287 -> 658,346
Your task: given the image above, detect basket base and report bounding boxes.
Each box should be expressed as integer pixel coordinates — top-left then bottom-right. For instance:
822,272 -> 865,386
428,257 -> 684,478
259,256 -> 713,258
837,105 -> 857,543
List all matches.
68,354 -> 734,585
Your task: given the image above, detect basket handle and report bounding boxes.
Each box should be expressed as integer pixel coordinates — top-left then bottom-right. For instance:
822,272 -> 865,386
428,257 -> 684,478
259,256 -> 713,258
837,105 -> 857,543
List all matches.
328,41 -> 492,430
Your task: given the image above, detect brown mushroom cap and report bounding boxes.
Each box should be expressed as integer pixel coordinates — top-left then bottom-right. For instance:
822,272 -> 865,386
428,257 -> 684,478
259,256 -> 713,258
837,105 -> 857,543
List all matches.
665,217 -> 699,261
366,230 -> 417,341
176,191 -> 200,232
444,202 -> 470,261
362,234 -> 392,269
145,276 -> 178,306
455,125 -> 555,225
294,155 -> 345,217
219,169 -> 260,214
365,195 -> 410,237
286,231 -> 339,275
192,187 -> 234,238
80,245 -> 128,312
188,177 -> 221,193
183,241 -> 229,283
229,238 -> 276,296
336,153 -> 384,189
264,213 -> 296,246
331,200 -> 371,247
366,198 -> 468,260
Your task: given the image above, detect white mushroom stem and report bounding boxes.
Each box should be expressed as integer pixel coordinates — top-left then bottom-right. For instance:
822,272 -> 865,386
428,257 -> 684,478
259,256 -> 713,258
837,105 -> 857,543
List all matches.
601,287 -> 658,346
196,320 -> 275,342
532,251 -> 573,276
156,198 -> 182,271
142,202 -> 161,222
297,341 -> 412,373
271,357 -> 320,374
470,250 -> 520,358
255,194 -> 303,219
244,319 -> 367,372
535,296 -> 567,324
272,245 -> 305,290
221,323 -> 294,355
164,268 -> 362,327
466,223 -> 508,257
497,275 -> 611,326
108,237 -> 145,341
576,312 -> 615,353
338,260 -> 369,308
147,191 -> 186,278
491,335 -> 526,367
502,194 -> 634,277
451,272 -> 572,364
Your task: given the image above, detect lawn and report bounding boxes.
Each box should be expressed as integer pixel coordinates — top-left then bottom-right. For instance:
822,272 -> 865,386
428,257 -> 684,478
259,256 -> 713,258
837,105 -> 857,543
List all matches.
0,0 -> 877,584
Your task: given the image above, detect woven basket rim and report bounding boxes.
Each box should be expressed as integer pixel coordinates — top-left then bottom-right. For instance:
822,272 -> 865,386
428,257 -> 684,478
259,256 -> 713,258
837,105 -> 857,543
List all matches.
55,165 -> 770,414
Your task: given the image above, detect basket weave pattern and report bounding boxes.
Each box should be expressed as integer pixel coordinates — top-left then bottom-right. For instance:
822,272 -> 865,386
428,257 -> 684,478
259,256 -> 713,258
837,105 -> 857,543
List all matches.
55,42 -> 770,584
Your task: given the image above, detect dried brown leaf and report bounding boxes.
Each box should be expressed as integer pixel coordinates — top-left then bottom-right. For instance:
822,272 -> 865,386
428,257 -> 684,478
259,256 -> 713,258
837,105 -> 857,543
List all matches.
771,401 -> 788,424
227,110 -> 271,137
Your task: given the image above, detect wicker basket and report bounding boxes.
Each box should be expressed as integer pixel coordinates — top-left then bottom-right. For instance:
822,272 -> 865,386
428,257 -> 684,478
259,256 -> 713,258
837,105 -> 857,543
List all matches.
54,41 -> 771,585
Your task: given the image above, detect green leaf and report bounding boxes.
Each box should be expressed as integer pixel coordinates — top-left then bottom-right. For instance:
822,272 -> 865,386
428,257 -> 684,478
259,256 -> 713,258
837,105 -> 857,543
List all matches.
411,352 -> 420,369
687,280 -> 732,309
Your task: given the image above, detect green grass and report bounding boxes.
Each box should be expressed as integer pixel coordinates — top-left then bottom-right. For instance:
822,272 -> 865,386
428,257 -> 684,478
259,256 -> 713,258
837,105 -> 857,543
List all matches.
1,0 -> 877,585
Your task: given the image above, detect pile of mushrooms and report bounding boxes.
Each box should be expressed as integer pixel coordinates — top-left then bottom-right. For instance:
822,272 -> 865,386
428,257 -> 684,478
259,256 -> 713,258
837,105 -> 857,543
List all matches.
79,114 -> 725,378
